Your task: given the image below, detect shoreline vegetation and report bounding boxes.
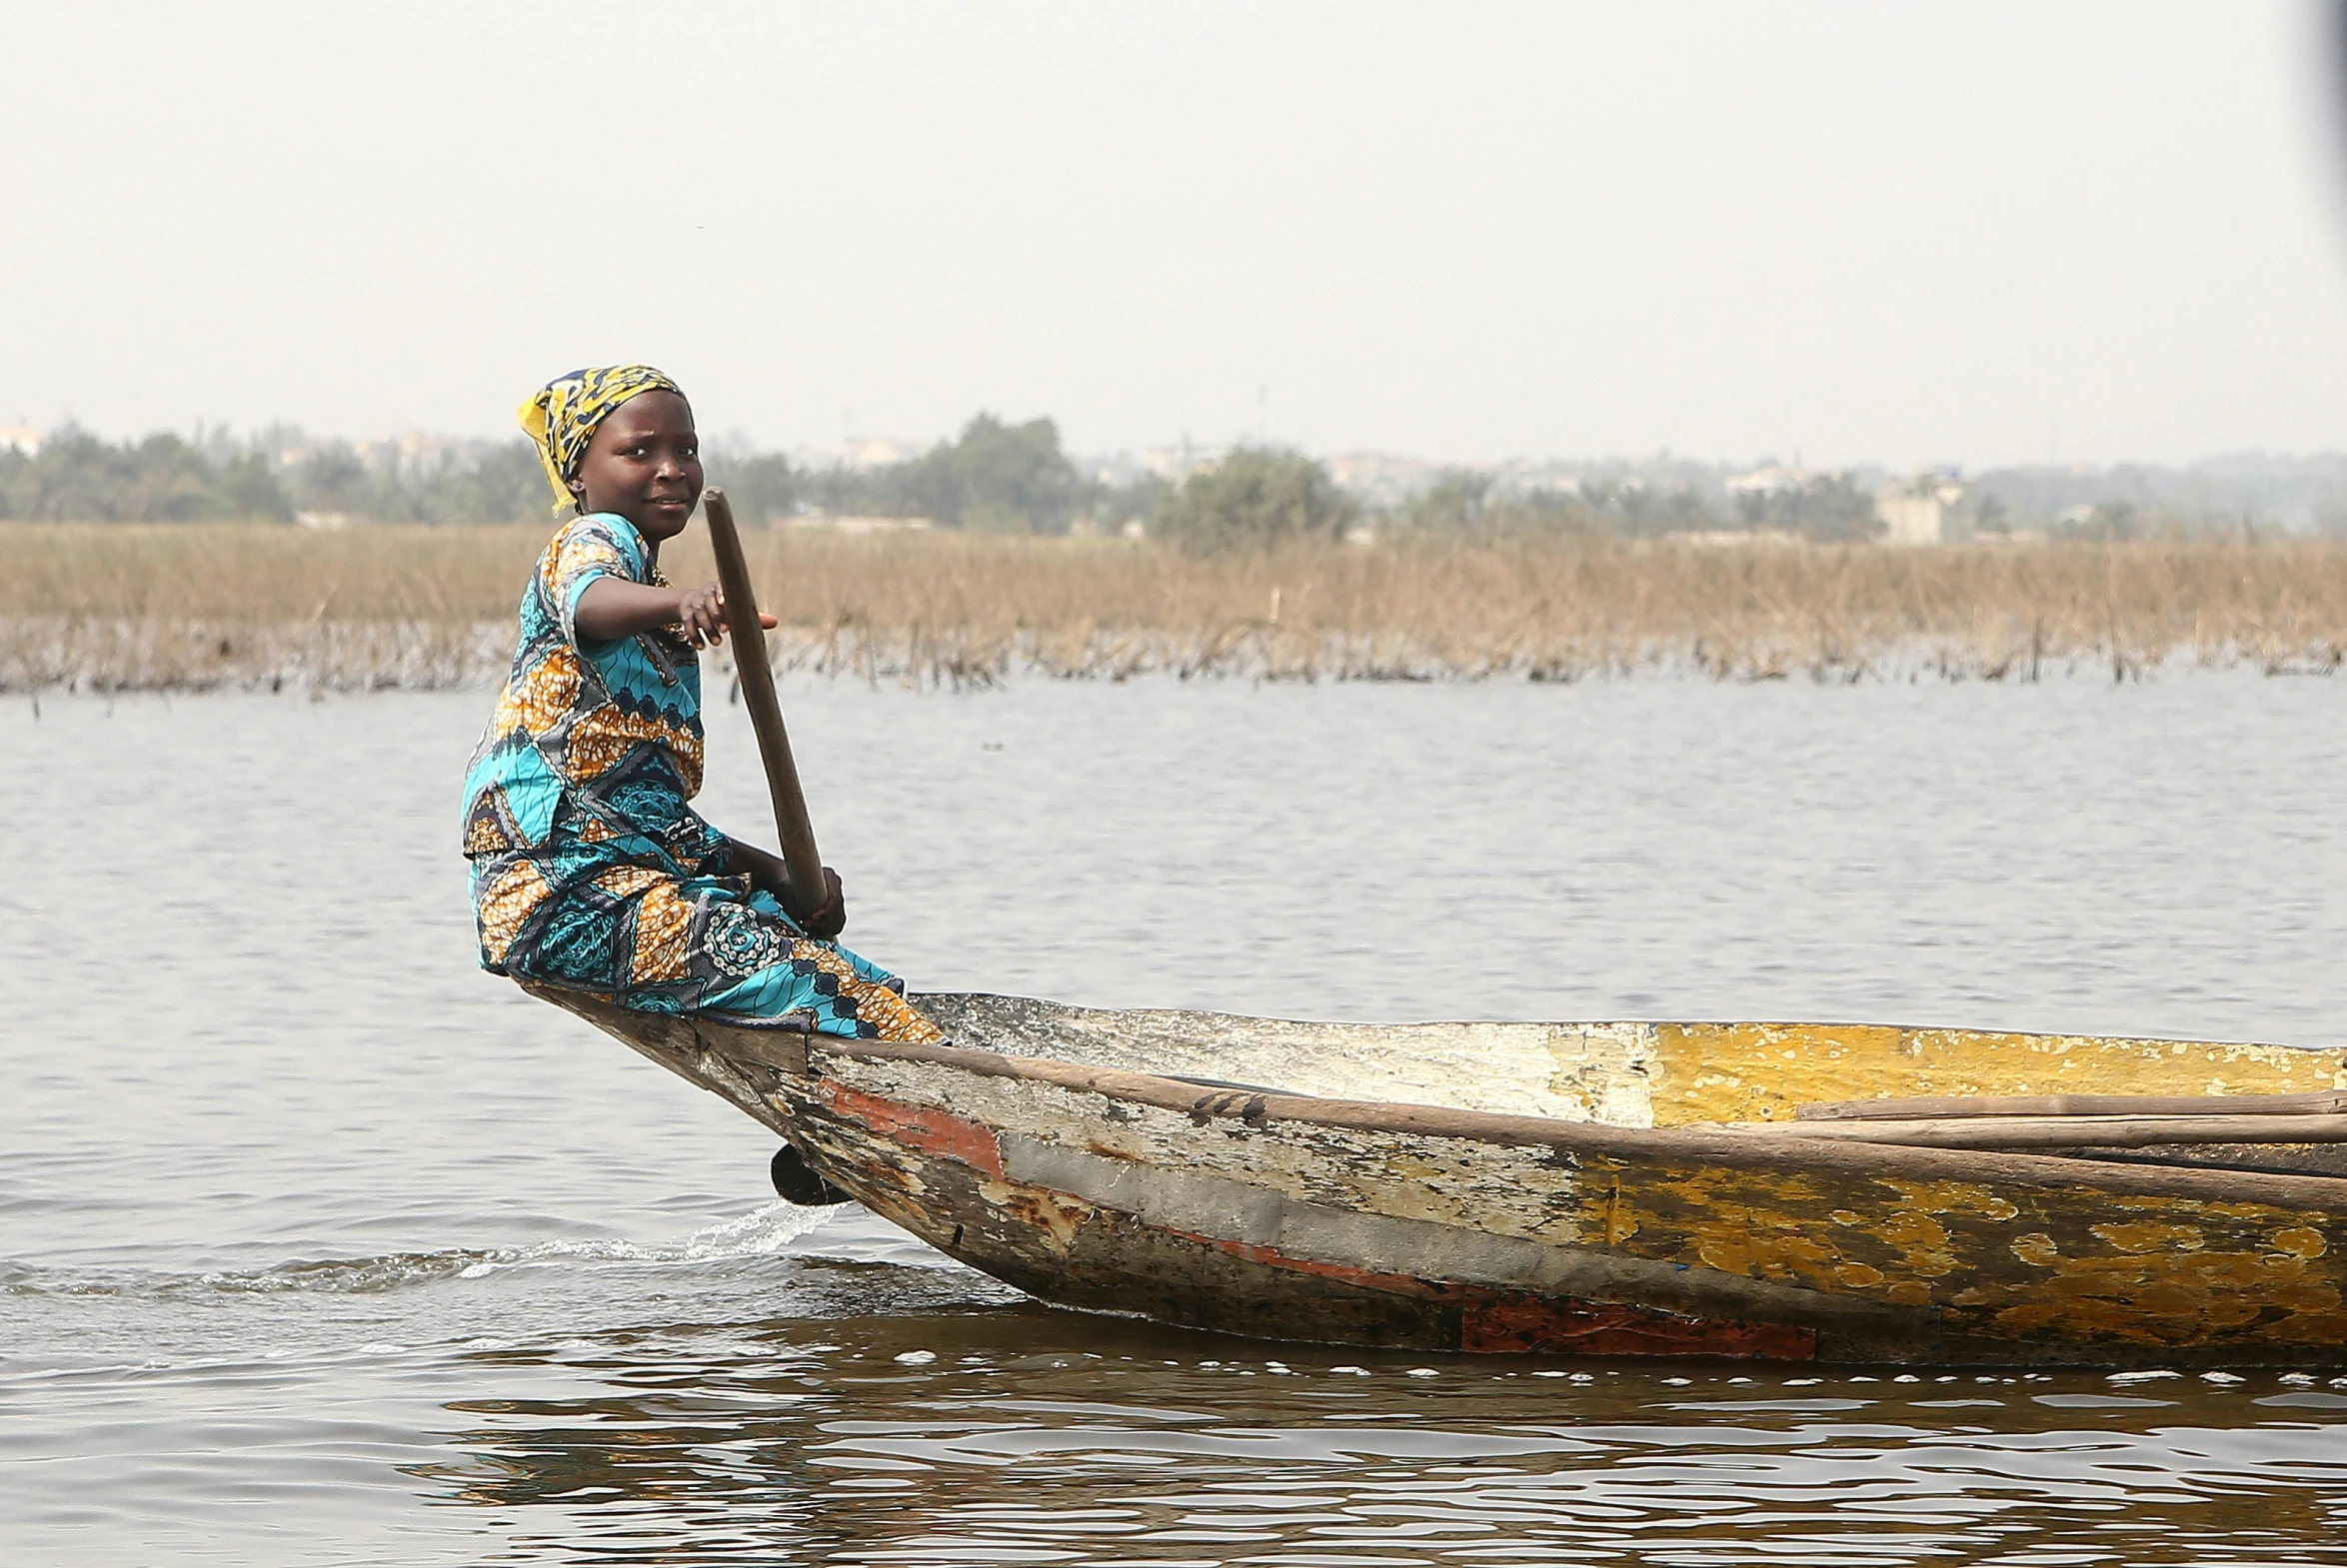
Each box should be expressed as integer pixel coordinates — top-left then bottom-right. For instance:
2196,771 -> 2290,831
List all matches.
10,414 -> 2347,540
6,524 -> 2347,693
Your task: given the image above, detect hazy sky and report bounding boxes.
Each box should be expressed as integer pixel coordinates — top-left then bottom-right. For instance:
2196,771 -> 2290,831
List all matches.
6,2 -> 2346,469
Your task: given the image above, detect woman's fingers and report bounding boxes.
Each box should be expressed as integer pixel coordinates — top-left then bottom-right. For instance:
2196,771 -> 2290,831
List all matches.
806,866 -> 848,939
682,584 -> 726,646
700,587 -> 777,639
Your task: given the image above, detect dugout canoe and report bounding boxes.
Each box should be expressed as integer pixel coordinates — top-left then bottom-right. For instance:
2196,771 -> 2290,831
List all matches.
529,984 -> 2347,1368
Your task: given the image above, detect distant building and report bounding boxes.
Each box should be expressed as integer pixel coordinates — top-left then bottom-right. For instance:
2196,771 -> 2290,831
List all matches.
1725,464 -> 1819,497
349,431 -> 475,478
0,423 -> 42,458
1082,452 -> 1146,489
1321,451 -> 1440,508
1492,463 -> 1581,498
1143,438 -> 1226,482
788,437 -> 918,472
1876,475 -> 1973,546
838,437 -> 911,471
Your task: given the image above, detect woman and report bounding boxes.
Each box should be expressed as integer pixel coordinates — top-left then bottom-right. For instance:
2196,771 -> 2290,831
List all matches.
461,364 -> 940,1042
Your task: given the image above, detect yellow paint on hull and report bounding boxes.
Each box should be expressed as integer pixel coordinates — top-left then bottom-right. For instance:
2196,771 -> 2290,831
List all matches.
1646,1023 -> 2347,1127
1580,1152 -> 2347,1352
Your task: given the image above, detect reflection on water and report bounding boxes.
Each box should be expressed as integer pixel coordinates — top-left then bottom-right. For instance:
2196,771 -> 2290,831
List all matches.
4,675 -> 2346,1564
423,1318 -> 2347,1566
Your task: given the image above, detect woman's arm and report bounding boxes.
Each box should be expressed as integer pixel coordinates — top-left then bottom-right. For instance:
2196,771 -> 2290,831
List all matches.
573,578 -> 771,647
575,577 -> 718,645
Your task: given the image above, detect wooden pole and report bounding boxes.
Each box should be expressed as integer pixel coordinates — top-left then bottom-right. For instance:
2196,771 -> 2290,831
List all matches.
1720,1112 -> 2347,1150
1799,1090 -> 2347,1122
702,488 -> 828,921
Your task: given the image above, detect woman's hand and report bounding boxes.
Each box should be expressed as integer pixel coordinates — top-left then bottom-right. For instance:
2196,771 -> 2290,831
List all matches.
723,839 -> 848,939
678,583 -> 782,648
802,867 -> 848,940
675,583 -> 726,648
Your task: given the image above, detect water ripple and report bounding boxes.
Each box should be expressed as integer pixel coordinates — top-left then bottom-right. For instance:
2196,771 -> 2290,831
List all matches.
0,1202 -> 896,1302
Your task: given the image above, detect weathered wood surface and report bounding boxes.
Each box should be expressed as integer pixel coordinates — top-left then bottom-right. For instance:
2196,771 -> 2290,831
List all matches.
521,982 -> 2347,1367
2076,1143 -> 2347,1180
921,993 -> 2347,1128
1638,1020 -> 2347,1125
1801,1090 -> 2347,1122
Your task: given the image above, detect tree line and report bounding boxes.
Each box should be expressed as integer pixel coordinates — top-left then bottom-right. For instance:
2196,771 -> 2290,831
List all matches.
0,416 -> 1168,534
11,414 -> 2330,551
0,428 -> 550,527
0,416 -> 1883,549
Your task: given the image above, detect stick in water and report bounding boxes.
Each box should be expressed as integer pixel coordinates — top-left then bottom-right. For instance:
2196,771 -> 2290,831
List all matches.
702,488 -> 828,922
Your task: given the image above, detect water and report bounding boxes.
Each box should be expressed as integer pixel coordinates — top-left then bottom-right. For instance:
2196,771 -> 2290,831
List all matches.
4,672 -> 2345,1565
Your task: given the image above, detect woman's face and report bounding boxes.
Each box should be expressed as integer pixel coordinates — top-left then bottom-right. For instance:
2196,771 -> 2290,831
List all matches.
571,390 -> 703,541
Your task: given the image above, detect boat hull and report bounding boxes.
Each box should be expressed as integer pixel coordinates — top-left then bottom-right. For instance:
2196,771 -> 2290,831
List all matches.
529,986 -> 2347,1367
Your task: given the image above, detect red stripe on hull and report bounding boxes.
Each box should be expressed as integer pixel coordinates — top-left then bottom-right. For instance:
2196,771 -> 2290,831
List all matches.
817,1083 -> 1007,1179
1183,1228 -> 1815,1359
1461,1293 -> 1818,1359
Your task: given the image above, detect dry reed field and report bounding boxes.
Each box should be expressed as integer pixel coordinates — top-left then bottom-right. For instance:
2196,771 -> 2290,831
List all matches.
5,522 -> 2347,693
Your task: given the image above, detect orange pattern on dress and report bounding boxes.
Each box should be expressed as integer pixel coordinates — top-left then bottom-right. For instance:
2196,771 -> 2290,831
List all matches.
482,644 -> 584,755
476,858 -> 555,966
542,531 -> 624,609
793,942 -> 948,1043
629,882 -> 696,983
518,646 -> 584,734
563,707 -> 705,784
464,795 -> 514,855
590,864 -> 666,901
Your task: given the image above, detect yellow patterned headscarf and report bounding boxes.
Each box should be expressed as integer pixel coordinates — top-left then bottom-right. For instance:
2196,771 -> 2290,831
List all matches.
518,365 -> 686,512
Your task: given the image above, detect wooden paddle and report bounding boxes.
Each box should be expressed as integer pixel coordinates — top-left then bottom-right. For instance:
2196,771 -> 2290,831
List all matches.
702,487 -> 829,922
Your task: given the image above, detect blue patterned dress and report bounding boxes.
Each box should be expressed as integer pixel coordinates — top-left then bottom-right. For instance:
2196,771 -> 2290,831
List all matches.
461,514 -> 940,1040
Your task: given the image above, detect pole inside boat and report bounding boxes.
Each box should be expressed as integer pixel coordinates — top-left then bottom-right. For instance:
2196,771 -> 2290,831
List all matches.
1799,1090 -> 2347,1121
1728,1112 -> 2347,1150
703,487 -> 829,922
